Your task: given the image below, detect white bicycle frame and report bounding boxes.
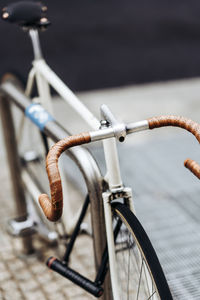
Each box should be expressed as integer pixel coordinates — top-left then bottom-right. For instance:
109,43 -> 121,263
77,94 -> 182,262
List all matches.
25,29 -> 146,300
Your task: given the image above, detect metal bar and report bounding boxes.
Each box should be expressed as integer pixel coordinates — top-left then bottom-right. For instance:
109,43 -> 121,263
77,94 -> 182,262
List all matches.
29,29 -> 43,60
90,120 -> 149,141
101,104 -> 119,126
90,127 -> 114,141
21,169 -> 58,243
0,94 -> 33,254
95,215 -> 122,285
63,195 -> 90,263
0,80 -> 111,299
126,120 -> 149,133
103,192 -> 120,300
103,138 -> 123,191
32,59 -> 100,130
25,67 -> 36,96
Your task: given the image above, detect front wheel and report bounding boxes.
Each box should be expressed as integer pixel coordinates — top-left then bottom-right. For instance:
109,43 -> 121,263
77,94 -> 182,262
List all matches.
111,203 -> 173,300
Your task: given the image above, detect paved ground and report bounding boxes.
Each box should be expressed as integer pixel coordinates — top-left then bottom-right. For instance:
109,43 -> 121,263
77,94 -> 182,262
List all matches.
0,161 -> 95,300
1,78 -> 200,299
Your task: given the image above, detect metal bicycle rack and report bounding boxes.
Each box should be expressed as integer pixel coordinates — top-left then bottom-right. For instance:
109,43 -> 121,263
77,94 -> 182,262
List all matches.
0,78 -> 111,299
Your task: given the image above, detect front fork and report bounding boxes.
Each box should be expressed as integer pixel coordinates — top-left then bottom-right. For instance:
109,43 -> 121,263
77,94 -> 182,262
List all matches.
102,187 -> 134,300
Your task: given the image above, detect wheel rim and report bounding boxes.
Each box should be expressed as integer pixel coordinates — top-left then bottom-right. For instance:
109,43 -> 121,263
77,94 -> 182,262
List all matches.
113,209 -> 161,300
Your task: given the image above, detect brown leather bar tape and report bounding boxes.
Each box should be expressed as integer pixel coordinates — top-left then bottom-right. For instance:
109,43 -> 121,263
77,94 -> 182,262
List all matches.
184,159 -> 200,180
38,133 -> 91,222
148,116 -> 200,143
148,115 -> 200,180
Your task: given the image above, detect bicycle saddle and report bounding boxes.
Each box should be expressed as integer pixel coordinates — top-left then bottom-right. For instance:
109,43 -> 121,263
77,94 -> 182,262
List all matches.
2,1 -> 49,27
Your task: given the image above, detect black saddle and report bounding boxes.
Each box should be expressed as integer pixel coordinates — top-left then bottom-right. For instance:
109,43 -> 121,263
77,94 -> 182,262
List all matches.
2,1 -> 50,27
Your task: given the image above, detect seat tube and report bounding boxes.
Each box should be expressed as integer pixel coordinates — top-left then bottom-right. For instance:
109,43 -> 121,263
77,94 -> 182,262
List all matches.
103,138 -> 123,191
35,70 -> 53,113
29,29 -> 53,113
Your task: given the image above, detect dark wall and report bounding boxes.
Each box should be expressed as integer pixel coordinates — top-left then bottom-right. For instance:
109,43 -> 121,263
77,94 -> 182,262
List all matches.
1,0 -> 200,91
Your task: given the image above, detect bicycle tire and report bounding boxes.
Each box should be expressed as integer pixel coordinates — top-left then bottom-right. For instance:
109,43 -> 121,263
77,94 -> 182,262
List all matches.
111,202 -> 173,300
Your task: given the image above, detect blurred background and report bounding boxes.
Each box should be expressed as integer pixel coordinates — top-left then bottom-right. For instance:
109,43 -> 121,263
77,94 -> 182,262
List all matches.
1,0 -> 200,91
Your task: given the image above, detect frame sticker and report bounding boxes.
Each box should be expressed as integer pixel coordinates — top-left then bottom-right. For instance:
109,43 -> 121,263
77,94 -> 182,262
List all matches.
25,103 -> 54,130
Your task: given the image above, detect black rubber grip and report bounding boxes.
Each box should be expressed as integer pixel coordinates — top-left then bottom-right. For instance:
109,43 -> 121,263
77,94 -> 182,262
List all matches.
47,257 -> 103,298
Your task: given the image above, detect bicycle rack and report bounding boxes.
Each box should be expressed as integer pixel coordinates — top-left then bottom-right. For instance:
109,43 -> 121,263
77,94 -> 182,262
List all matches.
0,78 -> 111,299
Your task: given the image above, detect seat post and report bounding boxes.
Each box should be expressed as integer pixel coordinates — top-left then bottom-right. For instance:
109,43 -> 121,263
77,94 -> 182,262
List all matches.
29,29 -> 43,60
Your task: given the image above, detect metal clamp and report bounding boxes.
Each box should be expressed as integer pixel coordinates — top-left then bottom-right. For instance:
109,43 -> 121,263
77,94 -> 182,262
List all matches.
100,104 -> 126,142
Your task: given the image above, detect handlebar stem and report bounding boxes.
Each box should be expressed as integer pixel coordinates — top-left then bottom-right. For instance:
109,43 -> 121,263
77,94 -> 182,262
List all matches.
100,104 -> 127,142
90,120 -> 149,142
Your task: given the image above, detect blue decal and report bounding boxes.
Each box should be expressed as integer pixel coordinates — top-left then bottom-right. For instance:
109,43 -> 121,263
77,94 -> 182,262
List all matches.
25,103 -> 54,130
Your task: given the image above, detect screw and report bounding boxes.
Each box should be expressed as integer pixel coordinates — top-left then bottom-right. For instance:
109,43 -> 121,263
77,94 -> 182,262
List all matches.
119,136 -> 125,142
100,120 -> 110,128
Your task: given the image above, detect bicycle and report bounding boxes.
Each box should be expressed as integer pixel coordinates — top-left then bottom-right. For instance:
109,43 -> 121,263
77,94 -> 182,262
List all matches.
1,2 -> 200,299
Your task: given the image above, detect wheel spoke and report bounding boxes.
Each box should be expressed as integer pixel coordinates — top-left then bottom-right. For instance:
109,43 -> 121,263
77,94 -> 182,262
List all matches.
136,258 -> 144,300
147,291 -> 156,300
126,233 -> 131,300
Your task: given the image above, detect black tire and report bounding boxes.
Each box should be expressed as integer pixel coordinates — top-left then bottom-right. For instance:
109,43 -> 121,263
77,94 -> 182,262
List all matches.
111,203 -> 173,300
